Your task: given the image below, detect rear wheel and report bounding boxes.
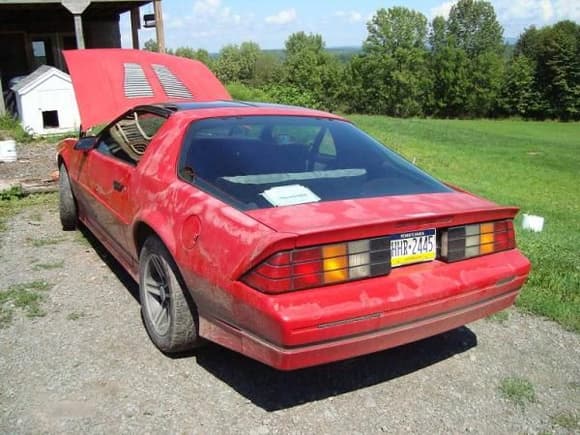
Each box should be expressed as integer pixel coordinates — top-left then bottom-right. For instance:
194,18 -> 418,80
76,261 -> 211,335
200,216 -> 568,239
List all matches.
139,236 -> 202,353
59,164 -> 78,231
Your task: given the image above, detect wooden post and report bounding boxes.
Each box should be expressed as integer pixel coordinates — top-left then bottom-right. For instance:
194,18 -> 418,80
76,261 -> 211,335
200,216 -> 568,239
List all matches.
61,1 -> 89,48
130,7 -> 140,49
153,0 -> 165,53
0,77 -> 5,116
73,14 -> 85,49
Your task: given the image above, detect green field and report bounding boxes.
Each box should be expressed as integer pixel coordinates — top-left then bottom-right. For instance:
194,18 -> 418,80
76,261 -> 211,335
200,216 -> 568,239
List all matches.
349,116 -> 580,331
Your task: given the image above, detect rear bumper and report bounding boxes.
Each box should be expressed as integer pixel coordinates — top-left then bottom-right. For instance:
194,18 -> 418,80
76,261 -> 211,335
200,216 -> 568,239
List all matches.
199,271 -> 527,370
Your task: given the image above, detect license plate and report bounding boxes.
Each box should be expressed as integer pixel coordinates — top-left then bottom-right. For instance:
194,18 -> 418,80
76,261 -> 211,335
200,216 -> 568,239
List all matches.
390,229 -> 437,267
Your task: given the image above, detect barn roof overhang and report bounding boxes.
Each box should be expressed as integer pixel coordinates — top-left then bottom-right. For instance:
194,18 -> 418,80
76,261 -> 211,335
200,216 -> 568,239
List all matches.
0,1 -> 151,16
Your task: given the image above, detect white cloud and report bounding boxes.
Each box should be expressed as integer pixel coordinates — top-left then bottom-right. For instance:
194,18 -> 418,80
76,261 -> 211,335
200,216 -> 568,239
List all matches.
166,18 -> 185,30
265,8 -> 297,25
193,0 -> 221,16
498,0 -> 552,20
428,0 -> 579,37
131,0 -> 252,49
496,0 -> 580,21
335,10 -> 363,23
495,0 -> 580,35
163,12 -> 185,30
430,1 -> 457,19
191,0 -> 240,24
551,0 -> 580,20
191,30 -> 217,38
540,0 -> 555,20
219,6 -> 241,24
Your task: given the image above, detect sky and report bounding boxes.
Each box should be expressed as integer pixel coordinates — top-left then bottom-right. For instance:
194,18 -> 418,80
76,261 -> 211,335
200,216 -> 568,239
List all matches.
120,0 -> 580,52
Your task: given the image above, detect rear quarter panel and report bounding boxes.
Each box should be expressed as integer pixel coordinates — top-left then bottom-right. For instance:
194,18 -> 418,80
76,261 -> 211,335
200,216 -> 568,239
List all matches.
131,116 -> 293,325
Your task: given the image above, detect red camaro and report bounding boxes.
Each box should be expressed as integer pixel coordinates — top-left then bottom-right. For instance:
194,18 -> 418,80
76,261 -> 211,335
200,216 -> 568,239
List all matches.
58,49 -> 530,370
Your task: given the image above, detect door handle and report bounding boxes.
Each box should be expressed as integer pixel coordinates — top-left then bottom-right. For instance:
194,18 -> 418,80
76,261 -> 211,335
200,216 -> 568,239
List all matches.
113,180 -> 125,192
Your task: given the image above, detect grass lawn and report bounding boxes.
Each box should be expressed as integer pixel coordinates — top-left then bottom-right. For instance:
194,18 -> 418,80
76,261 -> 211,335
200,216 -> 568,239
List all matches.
350,115 -> 580,332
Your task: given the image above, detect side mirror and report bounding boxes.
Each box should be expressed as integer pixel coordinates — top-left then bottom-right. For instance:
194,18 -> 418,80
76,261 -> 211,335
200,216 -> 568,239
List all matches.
74,136 -> 97,151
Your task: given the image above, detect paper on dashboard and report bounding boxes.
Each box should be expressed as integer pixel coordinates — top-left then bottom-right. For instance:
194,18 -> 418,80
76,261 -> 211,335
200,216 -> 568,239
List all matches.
261,184 -> 321,207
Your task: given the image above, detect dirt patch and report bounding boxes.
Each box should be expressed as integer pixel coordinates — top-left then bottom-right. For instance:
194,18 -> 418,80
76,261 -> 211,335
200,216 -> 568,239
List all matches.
0,140 -> 60,181
0,200 -> 579,433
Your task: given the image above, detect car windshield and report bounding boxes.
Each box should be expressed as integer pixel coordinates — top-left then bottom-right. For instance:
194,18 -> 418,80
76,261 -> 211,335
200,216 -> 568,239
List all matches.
178,116 -> 451,209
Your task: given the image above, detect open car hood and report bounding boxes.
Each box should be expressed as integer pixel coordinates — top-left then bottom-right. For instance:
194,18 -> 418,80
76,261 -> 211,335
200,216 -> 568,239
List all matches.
63,49 -> 231,131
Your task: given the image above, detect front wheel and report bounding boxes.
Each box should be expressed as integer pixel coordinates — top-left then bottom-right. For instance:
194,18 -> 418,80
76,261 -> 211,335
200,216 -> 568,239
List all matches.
139,236 -> 202,353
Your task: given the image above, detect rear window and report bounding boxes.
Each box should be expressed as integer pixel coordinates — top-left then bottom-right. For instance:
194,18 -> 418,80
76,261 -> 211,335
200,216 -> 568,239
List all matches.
178,116 -> 451,209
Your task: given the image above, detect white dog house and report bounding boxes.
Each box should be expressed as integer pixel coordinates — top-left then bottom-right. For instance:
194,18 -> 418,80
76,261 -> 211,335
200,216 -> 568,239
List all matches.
11,65 -> 80,135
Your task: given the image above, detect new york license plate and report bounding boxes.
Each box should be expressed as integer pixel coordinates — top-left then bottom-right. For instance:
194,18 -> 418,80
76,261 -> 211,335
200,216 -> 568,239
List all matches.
390,229 -> 437,267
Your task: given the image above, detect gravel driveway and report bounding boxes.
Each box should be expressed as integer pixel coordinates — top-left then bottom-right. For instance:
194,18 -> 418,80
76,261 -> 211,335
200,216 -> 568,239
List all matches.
0,197 -> 578,434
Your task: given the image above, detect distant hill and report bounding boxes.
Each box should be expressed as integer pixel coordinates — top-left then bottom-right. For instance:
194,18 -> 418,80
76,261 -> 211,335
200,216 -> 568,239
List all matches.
326,46 -> 362,61
212,40 -> 516,61
260,46 -> 362,62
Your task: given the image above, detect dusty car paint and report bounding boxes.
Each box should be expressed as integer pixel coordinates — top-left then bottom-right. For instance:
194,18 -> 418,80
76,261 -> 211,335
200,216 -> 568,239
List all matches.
58,50 -> 531,370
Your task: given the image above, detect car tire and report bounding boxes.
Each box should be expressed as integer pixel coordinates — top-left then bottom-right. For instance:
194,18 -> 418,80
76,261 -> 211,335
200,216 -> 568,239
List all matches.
59,164 -> 78,231
139,236 -> 202,353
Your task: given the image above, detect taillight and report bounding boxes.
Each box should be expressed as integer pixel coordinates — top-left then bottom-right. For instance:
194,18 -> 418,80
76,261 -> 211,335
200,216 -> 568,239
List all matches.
440,220 -> 515,262
243,237 -> 390,293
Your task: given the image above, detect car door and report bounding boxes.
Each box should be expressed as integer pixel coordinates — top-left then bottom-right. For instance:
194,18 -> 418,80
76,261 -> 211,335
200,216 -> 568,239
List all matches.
76,133 -> 135,265
79,109 -> 167,264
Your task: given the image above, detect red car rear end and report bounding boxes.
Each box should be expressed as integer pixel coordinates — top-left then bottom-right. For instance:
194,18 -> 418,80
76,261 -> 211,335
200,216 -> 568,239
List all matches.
174,190 -> 529,370
58,49 -> 530,370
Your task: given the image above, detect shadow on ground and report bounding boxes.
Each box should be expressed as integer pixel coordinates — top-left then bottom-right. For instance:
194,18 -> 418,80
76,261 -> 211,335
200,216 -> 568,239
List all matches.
79,224 -> 139,302
195,327 -> 476,411
78,224 -> 477,412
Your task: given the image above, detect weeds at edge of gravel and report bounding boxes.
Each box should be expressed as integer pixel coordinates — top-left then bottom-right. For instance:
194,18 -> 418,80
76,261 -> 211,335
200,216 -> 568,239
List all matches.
33,260 -> 65,271
0,281 -> 52,328
498,376 -> 537,408
74,231 -> 91,247
487,310 -> 510,324
0,186 -> 26,201
27,236 -> 67,247
551,411 -> 579,431
28,211 -> 43,222
66,311 -> 86,321
0,193 -> 57,234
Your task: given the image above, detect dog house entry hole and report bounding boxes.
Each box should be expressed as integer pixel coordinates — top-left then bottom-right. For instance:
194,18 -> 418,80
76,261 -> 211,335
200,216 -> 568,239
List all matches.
42,110 -> 59,128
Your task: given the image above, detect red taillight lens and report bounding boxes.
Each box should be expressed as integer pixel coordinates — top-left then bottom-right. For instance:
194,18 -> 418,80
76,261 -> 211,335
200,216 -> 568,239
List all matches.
494,220 -> 515,251
292,248 -> 323,289
441,219 -> 515,262
243,237 -> 390,293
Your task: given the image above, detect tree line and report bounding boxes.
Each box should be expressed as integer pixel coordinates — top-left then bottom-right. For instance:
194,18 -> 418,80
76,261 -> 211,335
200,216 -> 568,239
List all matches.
146,0 -> 580,120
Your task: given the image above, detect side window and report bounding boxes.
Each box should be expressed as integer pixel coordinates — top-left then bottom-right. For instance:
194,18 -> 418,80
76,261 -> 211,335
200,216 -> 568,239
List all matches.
96,110 -> 167,164
96,130 -> 135,164
136,112 -> 166,138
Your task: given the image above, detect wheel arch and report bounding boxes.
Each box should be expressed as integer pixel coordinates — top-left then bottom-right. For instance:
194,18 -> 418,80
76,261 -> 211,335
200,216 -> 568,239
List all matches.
134,221 -> 162,257
137,227 -> 203,352
56,137 -> 77,169
132,216 -> 177,261
134,219 -> 202,338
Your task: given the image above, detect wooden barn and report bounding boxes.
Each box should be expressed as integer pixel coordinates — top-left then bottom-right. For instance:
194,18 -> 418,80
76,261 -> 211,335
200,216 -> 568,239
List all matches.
0,0 -> 165,116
